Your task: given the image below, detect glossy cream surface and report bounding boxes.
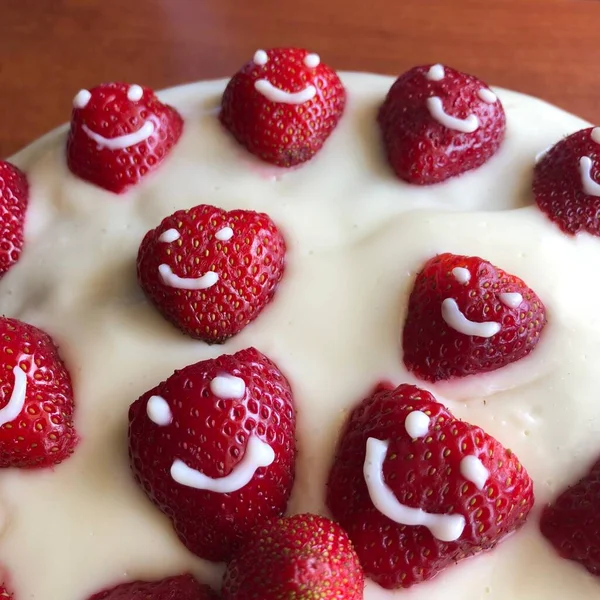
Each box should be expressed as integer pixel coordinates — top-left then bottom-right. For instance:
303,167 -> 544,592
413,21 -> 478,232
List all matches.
2,73 -> 600,598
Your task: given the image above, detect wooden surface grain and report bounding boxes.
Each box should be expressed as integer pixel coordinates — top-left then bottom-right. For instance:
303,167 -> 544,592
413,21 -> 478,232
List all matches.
2,0 -> 599,157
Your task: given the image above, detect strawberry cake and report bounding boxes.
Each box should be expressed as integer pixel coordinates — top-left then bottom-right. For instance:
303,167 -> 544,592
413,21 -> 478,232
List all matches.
0,48 -> 599,599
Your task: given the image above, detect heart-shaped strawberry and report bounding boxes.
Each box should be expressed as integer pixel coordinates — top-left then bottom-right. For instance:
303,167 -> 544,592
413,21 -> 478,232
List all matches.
220,47 -> 346,167
137,204 -> 286,343
378,64 -> 505,185
326,383 -> 534,589
128,347 -> 296,562
0,161 -> 28,278
66,82 -> 183,194
402,252 -> 546,382
534,127 -> 600,236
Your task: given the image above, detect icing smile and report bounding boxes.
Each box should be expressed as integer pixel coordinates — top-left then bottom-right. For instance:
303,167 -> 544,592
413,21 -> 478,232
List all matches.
158,264 -> 219,290
254,79 -> 317,105
82,120 -> 155,150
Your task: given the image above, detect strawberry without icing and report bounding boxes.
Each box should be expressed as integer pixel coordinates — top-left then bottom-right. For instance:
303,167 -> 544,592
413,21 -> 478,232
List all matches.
402,253 -> 546,382
0,161 -> 28,278
220,48 -> 346,167
378,64 -> 505,185
128,347 -> 296,562
222,514 -> 364,600
67,82 -> 183,193
327,383 -> 534,589
137,204 -> 286,344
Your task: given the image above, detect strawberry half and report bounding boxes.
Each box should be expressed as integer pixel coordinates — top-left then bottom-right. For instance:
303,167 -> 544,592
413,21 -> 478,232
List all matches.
67,82 -> 183,194
88,574 -> 218,600
326,383 -> 534,589
128,347 -> 296,562
0,317 -> 77,468
137,204 -> 286,343
402,253 -> 546,382
220,47 -> 346,167
0,161 -> 28,278
378,64 -> 505,184
222,514 -> 364,600
540,456 -> 600,577
534,127 -> 600,236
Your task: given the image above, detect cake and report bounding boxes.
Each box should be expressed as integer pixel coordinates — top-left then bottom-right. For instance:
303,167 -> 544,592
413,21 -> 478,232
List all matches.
0,47 -> 599,599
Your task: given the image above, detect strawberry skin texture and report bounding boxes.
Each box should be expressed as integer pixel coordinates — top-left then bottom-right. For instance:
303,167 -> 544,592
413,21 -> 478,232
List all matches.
222,514 -> 364,600
378,65 -> 505,184
403,253 -> 546,382
220,47 -> 346,167
137,204 -> 286,343
67,82 -> 183,194
326,383 -> 534,589
89,574 -> 218,600
128,347 -> 296,562
0,161 -> 28,278
0,317 -> 77,468
534,127 -> 600,236
540,457 -> 600,577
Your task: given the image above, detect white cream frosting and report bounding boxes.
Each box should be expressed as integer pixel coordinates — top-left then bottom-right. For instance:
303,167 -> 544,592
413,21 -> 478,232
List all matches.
2,73 -> 599,599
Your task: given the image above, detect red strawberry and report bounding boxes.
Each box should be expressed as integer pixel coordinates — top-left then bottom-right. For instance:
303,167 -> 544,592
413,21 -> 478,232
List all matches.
0,317 -> 77,468
88,574 -> 218,600
67,82 -> 183,194
0,584 -> 12,598
137,204 -> 286,343
534,127 -> 600,236
222,514 -> 364,600
128,347 -> 296,562
220,48 -> 346,167
327,382 -> 534,589
402,252 -> 546,382
0,161 -> 28,278
378,64 -> 505,184
540,456 -> 600,577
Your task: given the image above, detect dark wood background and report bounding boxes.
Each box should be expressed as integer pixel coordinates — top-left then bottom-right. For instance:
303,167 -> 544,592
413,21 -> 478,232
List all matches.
2,0 -> 599,158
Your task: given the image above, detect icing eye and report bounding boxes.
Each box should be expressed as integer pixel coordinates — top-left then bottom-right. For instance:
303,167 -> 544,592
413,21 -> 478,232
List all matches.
451,267 -> 471,284
127,84 -> 144,102
146,395 -> 173,426
158,228 -> 180,243
303,53 -> 321,68
498,292 -> 523,309
215,226 -> 234,241
253,50 -> 268,66
426,64 -> 445,81
477,88 -> 497,104
73,89 -> 91,109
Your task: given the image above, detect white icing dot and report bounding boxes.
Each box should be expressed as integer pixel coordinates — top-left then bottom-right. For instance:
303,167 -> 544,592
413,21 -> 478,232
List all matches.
0,366 -> 27,427
427,97 -> 479,133
441,298 -> 501,338
127,84 -> 144,102
452,267 -> 471,284
254,79 -> 317,105
210,374 -> 246,399
253,50 -> 268,66
592,128 -> 600,144
426,64 -> 445,81
477,88 -> 497,104
499,292 -> 523,309
158,265 -> 219,290
404,411 -> 430,439
460,455 -> 489,490
158,228 -> 180,243
215,227 -> 234,241
579,156 -> 600,197
73,89 -> 92,109
146,395 -> 173,426
303,53 -> 321,68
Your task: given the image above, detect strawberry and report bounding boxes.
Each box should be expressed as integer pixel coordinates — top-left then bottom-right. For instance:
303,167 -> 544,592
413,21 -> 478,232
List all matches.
534,127 -> 600,236
0,584 -> 11,598
0,161 -> 28,277
326,382 -> 534,589
220,47 -> 346,167
0,317 -> 77,468
402,252 -> 546,382
137,204 -> 286,343
128,347 -> 296,562
378,64 -> 505,184
222,513 -> 364,600
67,82 -> 183,194
540,456 -> 600,577
88,574 -> 218,599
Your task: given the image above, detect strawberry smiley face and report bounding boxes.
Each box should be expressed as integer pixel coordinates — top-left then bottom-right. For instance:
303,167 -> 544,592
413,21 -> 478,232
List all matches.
67,82 -> 183,194
128,347 -> 296,562
327,383 -> 534,589
220,47 -> 346,167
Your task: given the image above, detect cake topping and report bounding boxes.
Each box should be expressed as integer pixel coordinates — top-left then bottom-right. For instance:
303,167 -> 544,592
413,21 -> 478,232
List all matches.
404,409 -> 430,438
222,514 -> 364,600
145,395 -> 172,426
209,374 -> 245,399
158,228 -> 180,243
253,49 -> 268,66
128,347 -> 296,562
0,366 -> 26,427
426,63 -> 445,81
403,253 -> 546,382
579,156 -> 600,196
0,161 -> 28,278
220,47 -> 346,167
592,127 -> 600,143
67,82 -> 183,194
378,64 -> 506,185
137,204 -> 286,343
477,88 -> 497,103
215,226 -> 233,241
327,383 -> 534,589
452,266 -> 471,284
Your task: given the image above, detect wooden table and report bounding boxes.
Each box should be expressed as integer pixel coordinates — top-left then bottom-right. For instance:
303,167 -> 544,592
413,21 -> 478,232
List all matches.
2,0 -> 599,158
